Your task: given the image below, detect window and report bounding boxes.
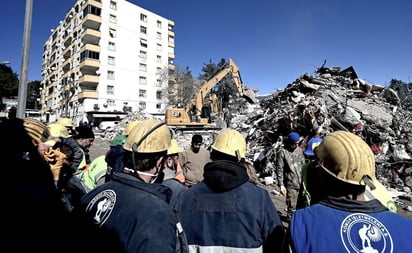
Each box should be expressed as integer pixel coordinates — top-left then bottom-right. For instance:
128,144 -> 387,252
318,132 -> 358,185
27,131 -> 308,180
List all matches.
107,70 -> 115,80
139,76 -> 147,85
140,26 -> 147,34
156,103 -> 161,109
156,43 -> 162,51
109,14 -> 117,24
156,55 -> 161,63
156,91 -> 162,99
140,13 -> 147,22
107,99 -> 115,106
108,41 -> 116,51
140,38 -> 147,48
109,28 -> 116,38
157,20 -> 162,28
107,85 -> 114,94
139,50 -> 147,59
139,89 -> 147,97
156,67 -> 162,74
139,102 -> 146,110
168,35 -> 174,44
156,32 -> 162,40
108,56 -> 115,65
156,79 -> 162,87
110,1 -> 117,10
139,63 -> 147,72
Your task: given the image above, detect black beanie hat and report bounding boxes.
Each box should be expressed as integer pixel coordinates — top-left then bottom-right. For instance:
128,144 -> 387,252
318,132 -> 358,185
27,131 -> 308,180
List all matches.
74,126 -> 95,139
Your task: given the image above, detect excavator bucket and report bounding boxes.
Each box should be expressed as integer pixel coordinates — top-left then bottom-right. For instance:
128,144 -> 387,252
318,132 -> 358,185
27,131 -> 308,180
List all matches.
243,89 -> 258,104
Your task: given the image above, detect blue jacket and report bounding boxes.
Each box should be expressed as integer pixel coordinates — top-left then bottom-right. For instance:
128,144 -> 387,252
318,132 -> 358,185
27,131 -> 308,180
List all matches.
71,172 -> 188,253
174,160 -> 285,252
288,197 -> 412,252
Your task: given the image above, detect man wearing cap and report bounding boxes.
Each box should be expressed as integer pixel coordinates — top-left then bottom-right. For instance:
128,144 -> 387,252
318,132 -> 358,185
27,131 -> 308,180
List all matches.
283,131 -> 412,252
276,131 -> 306,221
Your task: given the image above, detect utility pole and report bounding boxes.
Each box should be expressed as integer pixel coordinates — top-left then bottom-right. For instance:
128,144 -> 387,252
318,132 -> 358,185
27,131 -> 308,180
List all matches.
17,0 -> 33,118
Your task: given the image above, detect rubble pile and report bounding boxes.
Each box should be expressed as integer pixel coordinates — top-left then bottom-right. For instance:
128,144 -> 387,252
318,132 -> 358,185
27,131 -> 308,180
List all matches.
94,65 -> 412,211
232,65 -> 412,202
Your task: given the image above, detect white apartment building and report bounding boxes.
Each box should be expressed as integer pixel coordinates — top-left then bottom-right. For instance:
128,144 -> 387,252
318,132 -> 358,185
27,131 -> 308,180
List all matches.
40,0 -> 175,125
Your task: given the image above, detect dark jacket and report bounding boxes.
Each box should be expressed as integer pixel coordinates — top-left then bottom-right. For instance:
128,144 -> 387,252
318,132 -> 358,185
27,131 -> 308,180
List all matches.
71,172 -> 188,253
174,160 -> 285,252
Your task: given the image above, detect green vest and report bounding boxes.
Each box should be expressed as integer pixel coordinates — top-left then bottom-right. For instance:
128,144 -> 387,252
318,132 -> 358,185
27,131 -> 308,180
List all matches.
77,155 -> 108,191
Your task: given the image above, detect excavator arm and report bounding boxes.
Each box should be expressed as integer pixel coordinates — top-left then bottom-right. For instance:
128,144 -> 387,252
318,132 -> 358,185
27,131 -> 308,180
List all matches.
192,58 -> 256,116
165,58 -> 257,128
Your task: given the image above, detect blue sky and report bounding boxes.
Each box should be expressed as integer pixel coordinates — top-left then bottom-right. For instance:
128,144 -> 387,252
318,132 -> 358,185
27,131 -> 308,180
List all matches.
1,0 -> 412,95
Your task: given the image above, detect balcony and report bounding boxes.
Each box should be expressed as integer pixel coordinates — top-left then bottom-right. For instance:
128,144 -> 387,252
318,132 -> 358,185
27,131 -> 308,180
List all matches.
79,58 -> 99,72
81,28 -> 101,45
79,74 -> 99,88
78,90 -> 98,99
81,13 -> 101,30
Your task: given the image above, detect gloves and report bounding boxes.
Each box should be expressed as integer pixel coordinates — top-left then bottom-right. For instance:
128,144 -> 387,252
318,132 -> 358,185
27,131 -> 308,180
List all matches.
280,185 -> 287,196
42,147 -> 67,181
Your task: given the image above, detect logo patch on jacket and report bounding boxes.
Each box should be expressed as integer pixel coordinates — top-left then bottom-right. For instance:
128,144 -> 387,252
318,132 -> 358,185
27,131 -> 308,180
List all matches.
86,189 -> 117,226
340,213 -> 393,252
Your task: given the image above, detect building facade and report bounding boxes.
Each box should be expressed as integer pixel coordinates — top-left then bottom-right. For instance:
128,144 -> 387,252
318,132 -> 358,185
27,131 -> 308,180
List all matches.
40,0 -> 175,125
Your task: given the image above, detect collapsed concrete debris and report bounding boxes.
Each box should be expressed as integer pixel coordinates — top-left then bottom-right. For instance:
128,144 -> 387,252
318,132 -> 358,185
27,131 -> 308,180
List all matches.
95,64 -> 412,213
233,65 -> 412,205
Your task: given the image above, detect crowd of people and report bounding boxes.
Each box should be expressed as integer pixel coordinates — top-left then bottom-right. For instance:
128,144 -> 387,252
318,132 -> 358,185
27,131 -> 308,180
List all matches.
2,115 -> 411,252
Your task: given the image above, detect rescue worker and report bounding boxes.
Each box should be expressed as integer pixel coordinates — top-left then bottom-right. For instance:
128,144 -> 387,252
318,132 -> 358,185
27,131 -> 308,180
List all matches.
297,130 -> 397,212
162,138 -> 187,205
174,129 -> 285,252
105,120 -> 140,179
73,125 -> 95,167
56,117 -> 76,135
276,131 -> 306,221
284,131 -> 412,252
70,119 -> 188,252
179,134 -> 211,187
163,138 -> 185,183
78,134 -> 126,192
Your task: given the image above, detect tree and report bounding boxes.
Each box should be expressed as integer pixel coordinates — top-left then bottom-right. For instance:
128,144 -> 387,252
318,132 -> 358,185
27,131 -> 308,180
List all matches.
26,80 -> 41,110
0,63 -> 19,111
164,63 -> 197,107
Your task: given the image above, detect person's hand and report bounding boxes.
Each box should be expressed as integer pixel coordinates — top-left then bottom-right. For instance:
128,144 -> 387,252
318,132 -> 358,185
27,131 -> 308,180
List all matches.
280,185 -> 287,196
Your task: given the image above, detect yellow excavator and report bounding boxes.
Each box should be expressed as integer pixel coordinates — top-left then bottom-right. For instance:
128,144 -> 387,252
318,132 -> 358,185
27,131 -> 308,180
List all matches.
165,58 -> 257,129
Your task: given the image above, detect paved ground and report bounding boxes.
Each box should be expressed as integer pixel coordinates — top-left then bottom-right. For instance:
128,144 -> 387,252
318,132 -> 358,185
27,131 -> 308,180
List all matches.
89,137 -> 412,223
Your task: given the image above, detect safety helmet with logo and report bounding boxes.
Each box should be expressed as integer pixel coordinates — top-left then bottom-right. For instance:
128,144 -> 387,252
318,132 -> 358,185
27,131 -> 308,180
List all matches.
56,117 -> 74,128
124,120 -> 141,136
123,119 -> 171,153
211,129 -> 246,161
48,123 -> 70,138
314,130 -> 396,212
22,118 -> 51,145
167,138 -> 182,155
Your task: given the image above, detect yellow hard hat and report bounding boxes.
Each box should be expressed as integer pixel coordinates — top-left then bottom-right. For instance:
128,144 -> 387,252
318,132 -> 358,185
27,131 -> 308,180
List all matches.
22,118 -> 50,145
123,119 -> 171,153
314,131 -> 375,185
167,138 -> 182,155
56,117 -> 74,128
211,129 -> 246,160
124,120 -> 141,136
48,123 -> 70,138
